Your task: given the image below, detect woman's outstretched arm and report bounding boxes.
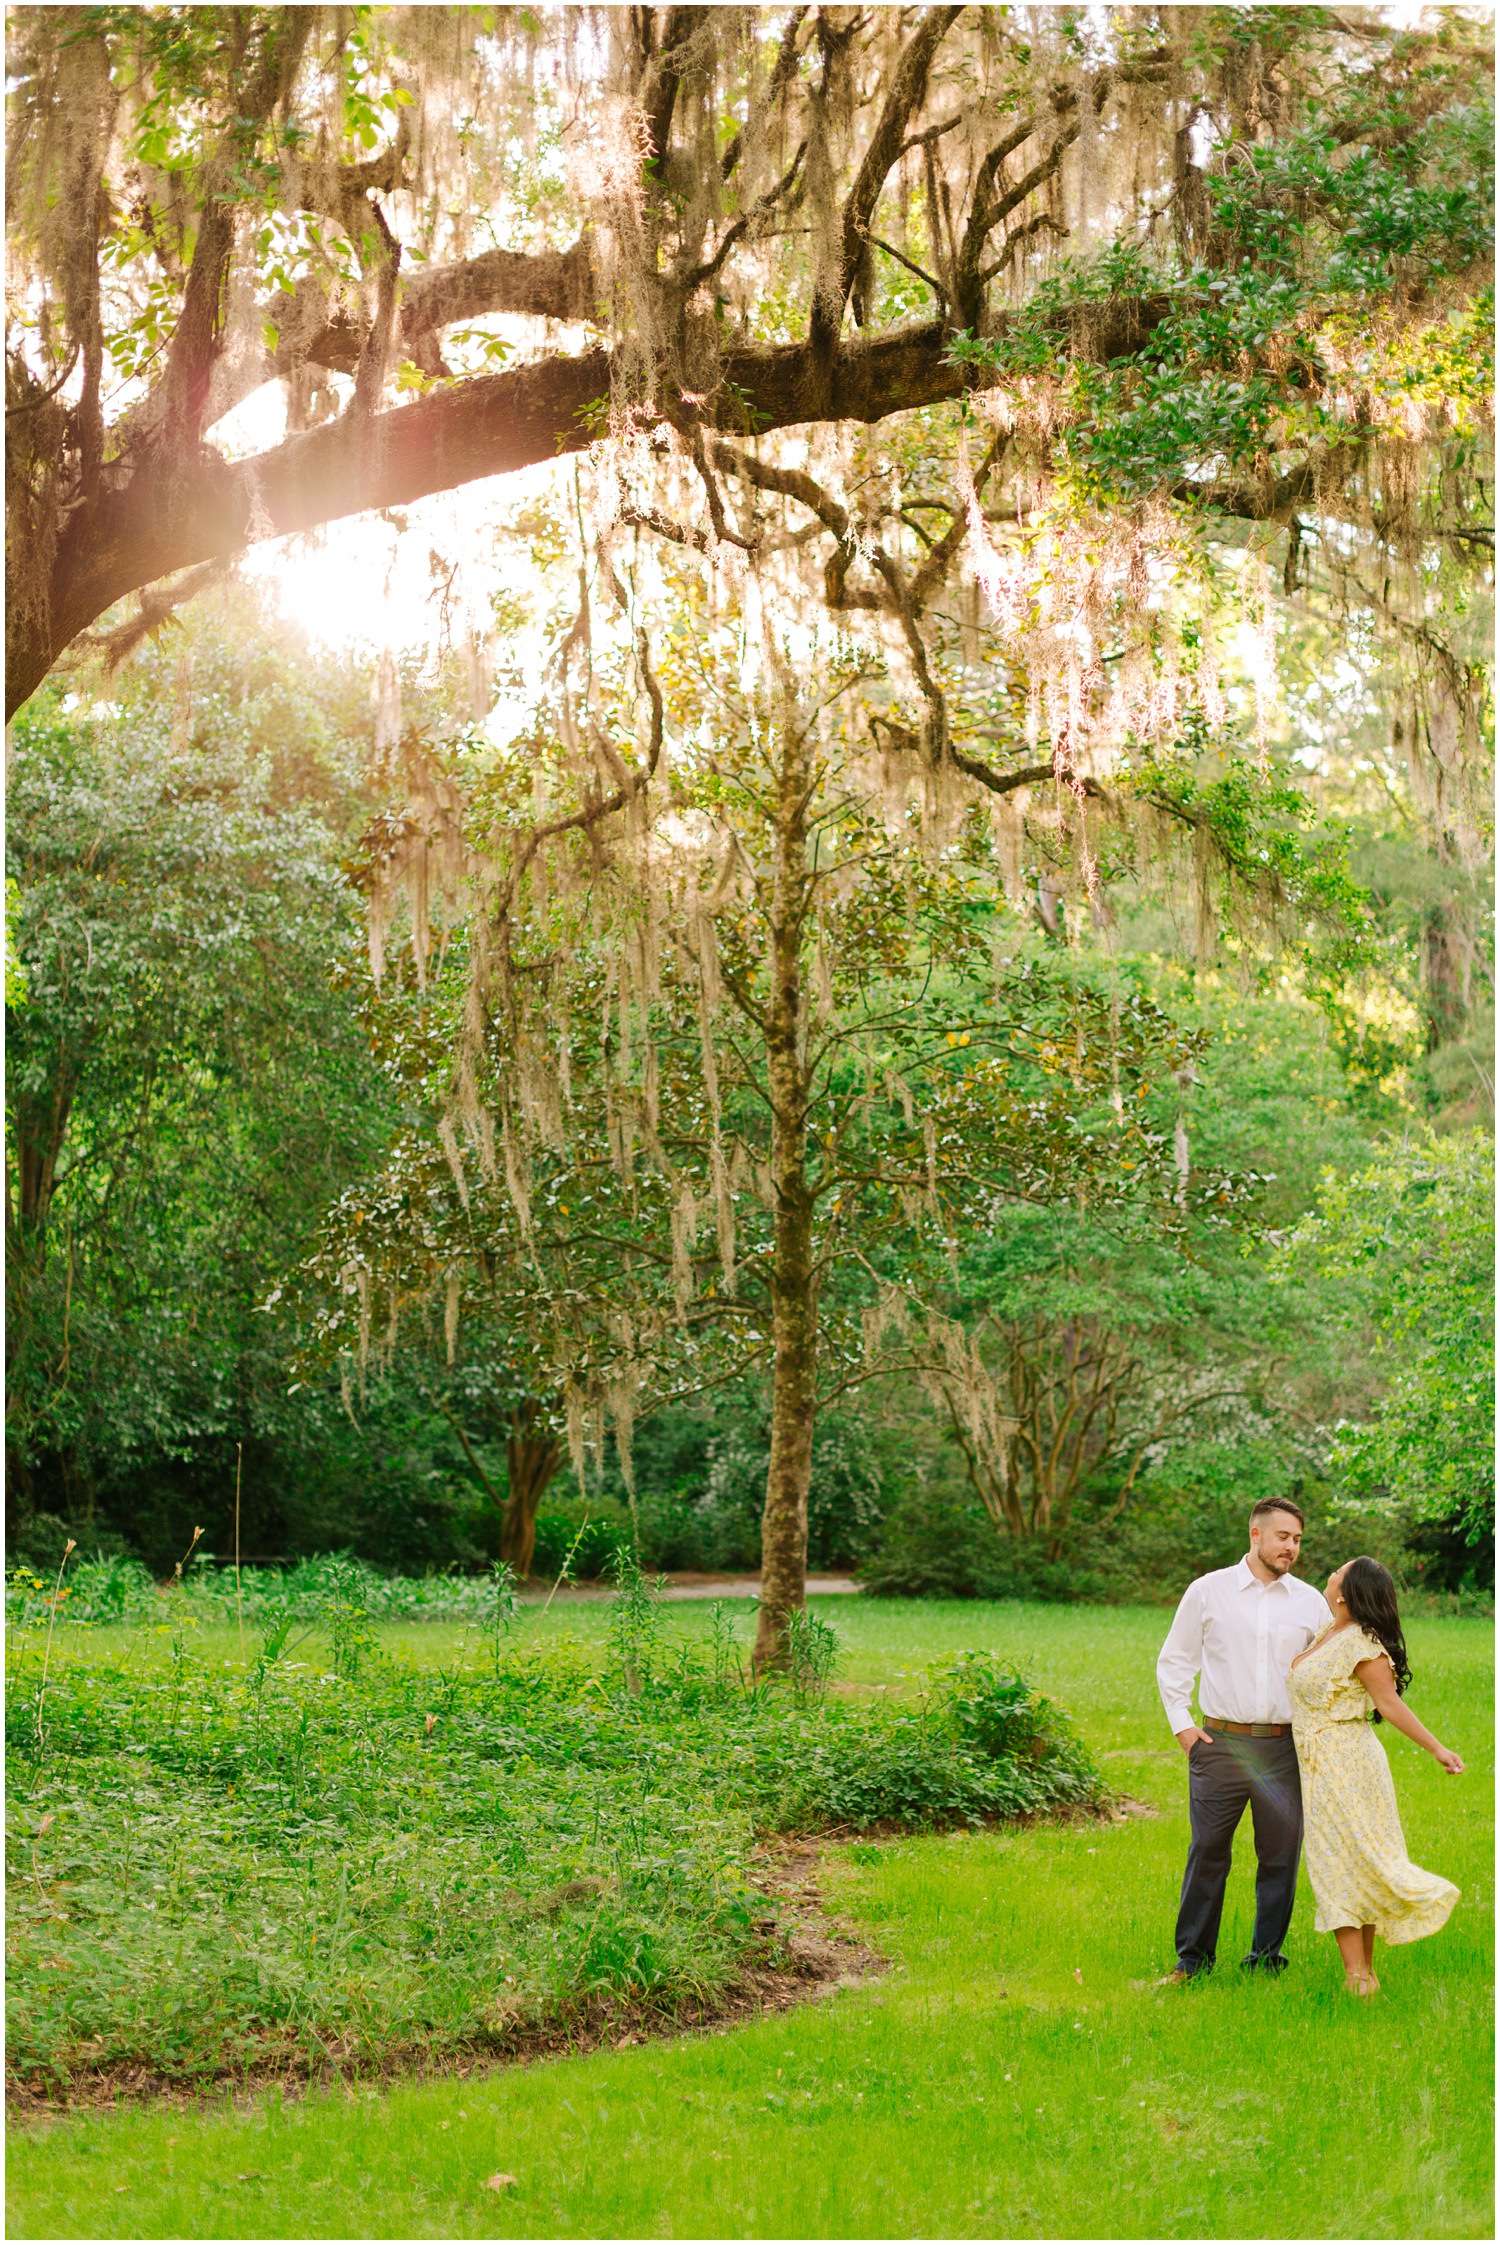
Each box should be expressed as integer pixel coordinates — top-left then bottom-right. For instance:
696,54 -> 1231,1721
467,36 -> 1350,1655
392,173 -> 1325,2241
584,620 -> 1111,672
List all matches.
1356,1654 -> 1466,1774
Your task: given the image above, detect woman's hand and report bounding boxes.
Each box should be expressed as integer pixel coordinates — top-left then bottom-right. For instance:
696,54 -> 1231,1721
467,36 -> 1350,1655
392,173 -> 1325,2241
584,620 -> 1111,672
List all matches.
1433,1745 -> 1465,1774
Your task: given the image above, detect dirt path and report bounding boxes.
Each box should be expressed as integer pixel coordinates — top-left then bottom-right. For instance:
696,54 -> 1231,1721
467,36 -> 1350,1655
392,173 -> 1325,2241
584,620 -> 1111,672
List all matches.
517,1572 -> 860,1604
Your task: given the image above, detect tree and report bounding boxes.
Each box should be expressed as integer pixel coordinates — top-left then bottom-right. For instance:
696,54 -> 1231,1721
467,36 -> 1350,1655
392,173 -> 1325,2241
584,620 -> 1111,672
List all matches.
290,1185 -> 582,1582
1277,1128 -> 1495,1546
923,964 -> 1390,1553
4,620 -> 403,1559
932,1206 -> 1243,1551
305,553 -> 1334,1662
5,6 -> 1490,722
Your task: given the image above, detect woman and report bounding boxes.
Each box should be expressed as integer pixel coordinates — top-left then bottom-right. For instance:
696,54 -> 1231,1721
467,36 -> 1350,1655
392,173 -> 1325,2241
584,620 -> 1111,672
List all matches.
1288,1555 -> 1464,1995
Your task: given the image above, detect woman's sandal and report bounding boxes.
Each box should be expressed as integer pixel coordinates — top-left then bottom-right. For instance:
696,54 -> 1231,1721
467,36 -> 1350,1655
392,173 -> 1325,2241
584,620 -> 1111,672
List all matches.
1344,1972 -> 1381,1997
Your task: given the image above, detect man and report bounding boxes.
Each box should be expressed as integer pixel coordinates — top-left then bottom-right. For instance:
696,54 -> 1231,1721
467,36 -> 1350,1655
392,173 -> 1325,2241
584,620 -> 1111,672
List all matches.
1156,1496 -> 1330,1982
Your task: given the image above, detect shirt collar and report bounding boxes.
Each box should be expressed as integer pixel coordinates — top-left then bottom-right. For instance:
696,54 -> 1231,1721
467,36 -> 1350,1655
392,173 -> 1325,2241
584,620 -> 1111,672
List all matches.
1237,1555 -> 1287,1592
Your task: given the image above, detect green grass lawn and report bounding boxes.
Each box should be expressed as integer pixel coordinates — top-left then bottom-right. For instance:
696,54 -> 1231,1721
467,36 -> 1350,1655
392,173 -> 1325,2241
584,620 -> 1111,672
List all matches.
8,1601 -> 1491,2241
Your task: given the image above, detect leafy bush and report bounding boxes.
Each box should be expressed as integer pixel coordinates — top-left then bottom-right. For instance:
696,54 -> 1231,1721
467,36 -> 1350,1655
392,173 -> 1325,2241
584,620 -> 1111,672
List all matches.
746,1653 -> 1103,1831
1276,1131 -> 1495,1546
7,1514 -> 132,1572
860,1479 -> 1110,1602
3,1551 -> 519,1633
938,1652 -> 1073,1763
860,1442 -> 1430,1606
6,1555 -> 160,1630
530,1496 -> 634,1582
7,1577 -> 1106,2092
1401,1510 -> 1495,1602
591,1400 -> 886,1574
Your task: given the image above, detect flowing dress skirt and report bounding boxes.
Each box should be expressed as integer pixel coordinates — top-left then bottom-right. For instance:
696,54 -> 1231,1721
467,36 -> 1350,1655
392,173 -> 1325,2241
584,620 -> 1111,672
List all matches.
1295,1717 -> 1459,1942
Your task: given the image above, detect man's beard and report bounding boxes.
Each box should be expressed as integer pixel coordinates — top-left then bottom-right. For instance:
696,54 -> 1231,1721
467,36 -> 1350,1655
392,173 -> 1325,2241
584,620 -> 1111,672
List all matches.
1265,1552 -> 1295,1573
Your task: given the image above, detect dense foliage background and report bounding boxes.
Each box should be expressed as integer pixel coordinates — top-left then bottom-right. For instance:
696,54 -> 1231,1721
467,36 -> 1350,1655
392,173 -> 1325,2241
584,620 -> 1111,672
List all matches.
7,592 -> 1491,1607
5,4 -> 1492,1611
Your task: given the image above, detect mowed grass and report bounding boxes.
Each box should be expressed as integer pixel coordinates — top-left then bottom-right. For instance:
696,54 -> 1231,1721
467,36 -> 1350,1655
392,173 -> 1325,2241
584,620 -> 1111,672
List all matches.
8,1602 -> 1491,2241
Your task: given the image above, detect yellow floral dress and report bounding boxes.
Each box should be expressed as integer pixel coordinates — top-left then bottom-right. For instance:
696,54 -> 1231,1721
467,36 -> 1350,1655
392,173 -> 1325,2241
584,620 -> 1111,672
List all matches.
1288,1623 -> 1459,1942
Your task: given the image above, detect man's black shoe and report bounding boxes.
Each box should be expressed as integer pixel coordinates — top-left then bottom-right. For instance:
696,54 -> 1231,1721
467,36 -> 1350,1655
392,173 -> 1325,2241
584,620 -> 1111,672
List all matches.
1239,1952 -> 1289,1974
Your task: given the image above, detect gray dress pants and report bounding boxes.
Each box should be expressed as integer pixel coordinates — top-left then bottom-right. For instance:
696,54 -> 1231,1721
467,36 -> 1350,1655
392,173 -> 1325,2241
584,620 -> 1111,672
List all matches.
1175,1729 -> 1303,1973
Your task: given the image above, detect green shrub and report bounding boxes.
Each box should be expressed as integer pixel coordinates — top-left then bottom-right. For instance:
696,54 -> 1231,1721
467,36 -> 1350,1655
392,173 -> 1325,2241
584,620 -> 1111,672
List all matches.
936,1651 -> 1073,1763
7,1515 -> 134,1572
5,1551 -> 521,1632
860,1481 -> 1110,1602
591,1401 -> 886,1574
858,1478 -> 998,1599
859,1441 -> 1441,1606
1401,1509 -> 1495,1598
530,1497 -> 634,1581
743,1654 -> 1103,1832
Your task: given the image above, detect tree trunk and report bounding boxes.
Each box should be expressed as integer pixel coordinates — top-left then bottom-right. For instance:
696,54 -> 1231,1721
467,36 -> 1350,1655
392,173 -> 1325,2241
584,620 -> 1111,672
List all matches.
500,1404 -> 563,1580
10,1075 -> 76,1246
1422,897 -> 1472,1051
753,712 -> 815,1674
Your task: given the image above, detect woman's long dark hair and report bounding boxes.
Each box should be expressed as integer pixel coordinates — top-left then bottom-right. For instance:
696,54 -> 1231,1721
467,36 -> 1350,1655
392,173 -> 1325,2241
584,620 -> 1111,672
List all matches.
1342,1556 -> 1411,1718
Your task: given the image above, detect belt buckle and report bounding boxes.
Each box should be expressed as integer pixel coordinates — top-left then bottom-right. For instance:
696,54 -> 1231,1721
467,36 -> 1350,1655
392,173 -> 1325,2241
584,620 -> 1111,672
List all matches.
1251,1722 -> 1277,1738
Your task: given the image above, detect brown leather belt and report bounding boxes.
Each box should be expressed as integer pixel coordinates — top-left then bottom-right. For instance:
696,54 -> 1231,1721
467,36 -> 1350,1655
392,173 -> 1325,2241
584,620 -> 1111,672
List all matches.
1203,1717 -> 1292,1739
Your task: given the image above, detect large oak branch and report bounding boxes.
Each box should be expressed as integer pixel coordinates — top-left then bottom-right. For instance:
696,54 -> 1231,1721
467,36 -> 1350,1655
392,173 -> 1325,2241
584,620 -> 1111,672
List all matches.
305,238 -> 599,373
15,299 -> 1173,716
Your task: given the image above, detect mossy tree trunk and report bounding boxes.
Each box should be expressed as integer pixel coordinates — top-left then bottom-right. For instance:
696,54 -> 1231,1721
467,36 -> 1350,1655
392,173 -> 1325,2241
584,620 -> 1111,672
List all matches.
752,710 -> 816,1674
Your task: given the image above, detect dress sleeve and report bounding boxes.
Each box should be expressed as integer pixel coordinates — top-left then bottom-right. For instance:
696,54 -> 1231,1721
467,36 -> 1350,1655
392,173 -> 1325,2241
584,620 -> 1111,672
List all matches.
1350,1628 -> 1390,1673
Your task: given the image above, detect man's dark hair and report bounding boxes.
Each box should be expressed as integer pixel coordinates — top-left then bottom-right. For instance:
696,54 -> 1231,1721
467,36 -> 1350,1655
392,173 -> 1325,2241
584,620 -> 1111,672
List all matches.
1249,1495 -> 1305,1528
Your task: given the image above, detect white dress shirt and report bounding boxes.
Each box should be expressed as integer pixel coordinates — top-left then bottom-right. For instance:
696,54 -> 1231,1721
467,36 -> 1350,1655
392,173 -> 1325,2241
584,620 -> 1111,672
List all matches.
1157,1557 -> 1330,1733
